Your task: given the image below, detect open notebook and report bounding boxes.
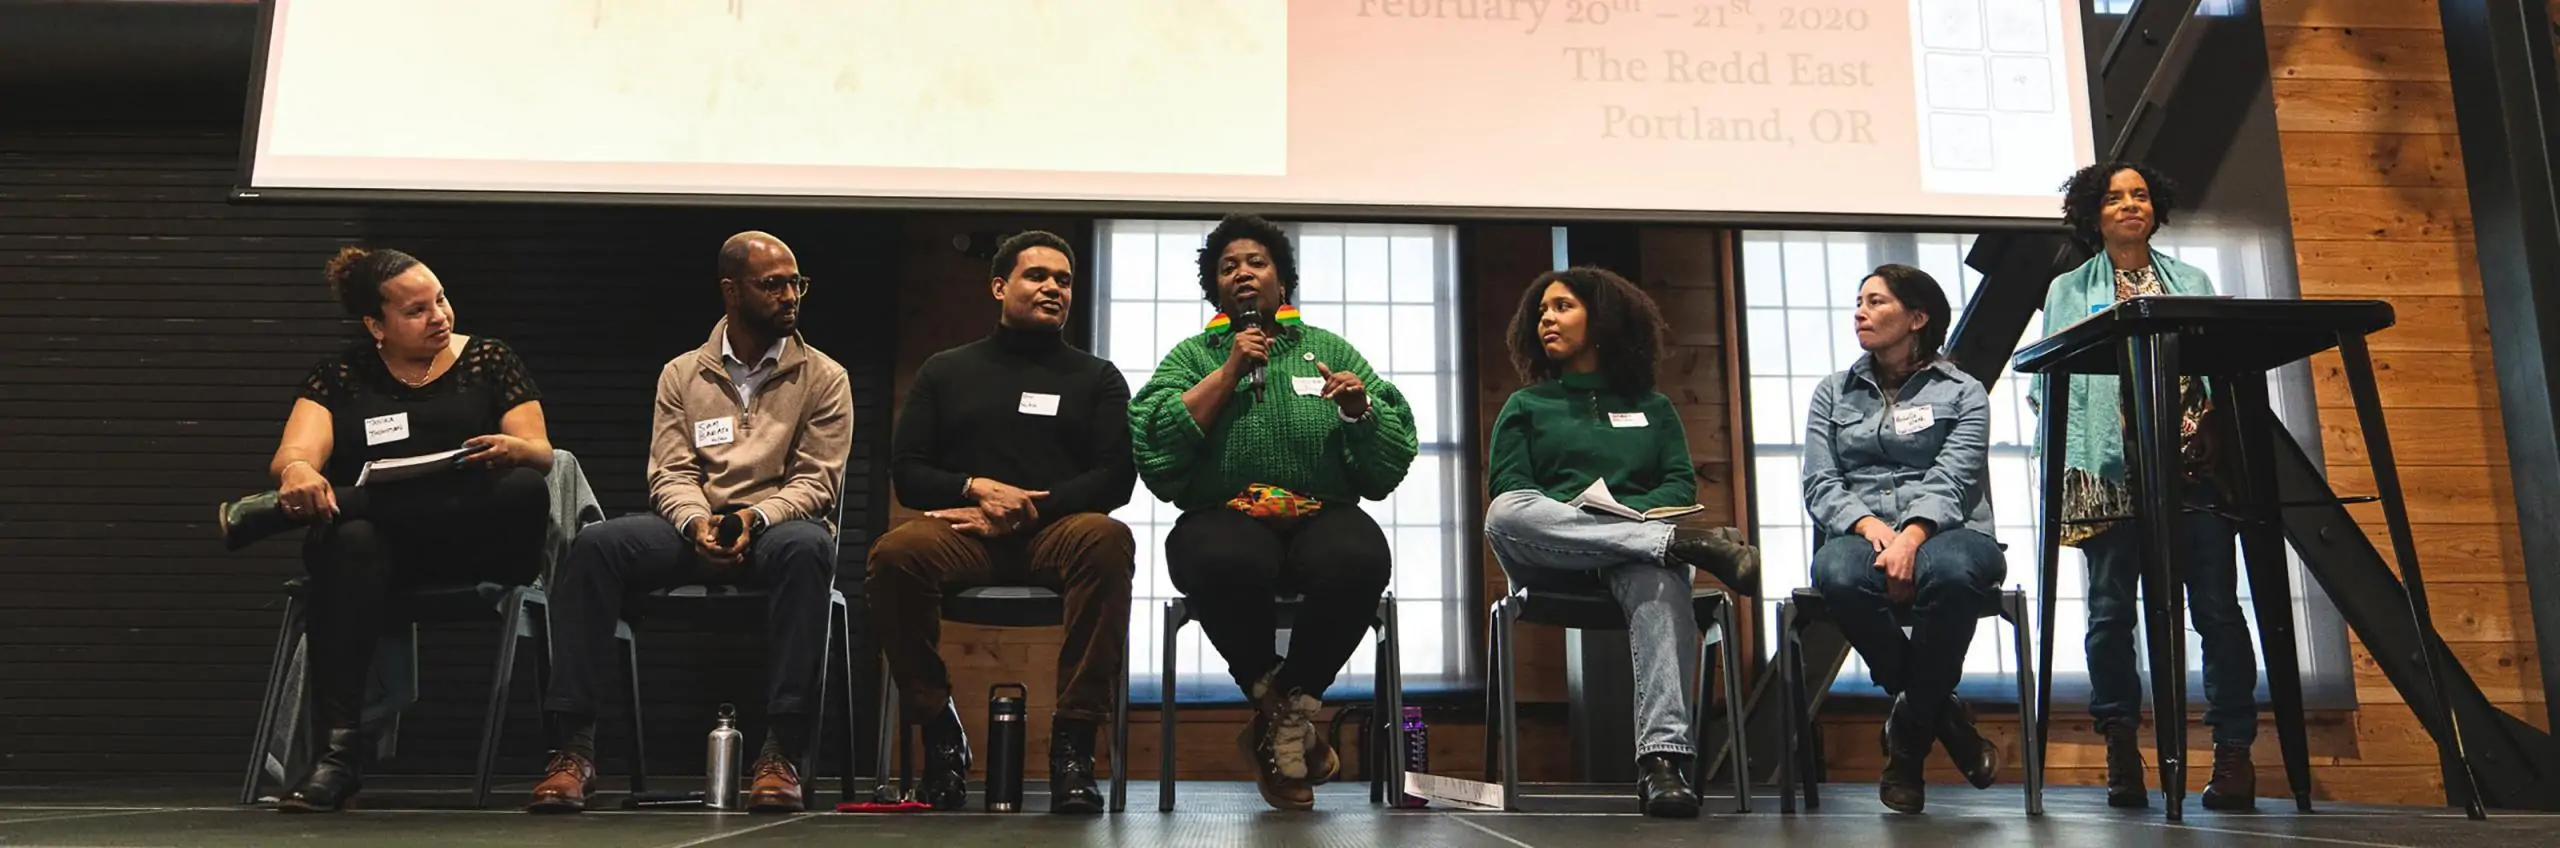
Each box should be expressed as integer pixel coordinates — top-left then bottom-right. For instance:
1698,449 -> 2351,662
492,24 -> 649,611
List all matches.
1566,478 -> 1707,522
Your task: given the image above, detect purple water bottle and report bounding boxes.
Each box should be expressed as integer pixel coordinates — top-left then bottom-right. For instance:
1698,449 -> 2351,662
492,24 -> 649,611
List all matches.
1400,706 -> 1429,807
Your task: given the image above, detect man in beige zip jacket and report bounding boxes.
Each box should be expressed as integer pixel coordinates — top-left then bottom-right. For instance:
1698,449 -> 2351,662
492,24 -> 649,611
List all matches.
530,232 -> 853,815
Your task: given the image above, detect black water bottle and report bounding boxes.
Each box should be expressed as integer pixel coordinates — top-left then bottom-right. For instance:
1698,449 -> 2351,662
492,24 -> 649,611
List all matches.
986,683 -> 1027,812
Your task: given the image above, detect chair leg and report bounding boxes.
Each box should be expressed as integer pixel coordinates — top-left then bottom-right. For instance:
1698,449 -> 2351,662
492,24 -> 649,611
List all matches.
1159,599 -> 1184,813
1110,624 -> 1131,813
1793,616 -> 1821,811
619,622 -> 648,793
1718,595 -> 1752,813
2009,590 -> 2041,816
803,595 -> 837,787
1497,595 -> 1522,812
836,600 -> 860,803
1775,600 -> 1797,814
1375,595 -> 1407,808
1482,596 -> 1503,786
473,589 -> 531,810
241,594 -> 306,805
1689,608 -> 1712,796
874,660 -> 899,801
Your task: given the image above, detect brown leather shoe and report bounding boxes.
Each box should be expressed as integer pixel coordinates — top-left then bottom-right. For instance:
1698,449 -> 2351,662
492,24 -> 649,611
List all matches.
745,753 -> 804,813
524,751 -> 596,814
1239,692 -> 1314,811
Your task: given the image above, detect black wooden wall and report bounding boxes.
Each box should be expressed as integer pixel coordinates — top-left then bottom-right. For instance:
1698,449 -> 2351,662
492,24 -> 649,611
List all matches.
0,127 -> 897,781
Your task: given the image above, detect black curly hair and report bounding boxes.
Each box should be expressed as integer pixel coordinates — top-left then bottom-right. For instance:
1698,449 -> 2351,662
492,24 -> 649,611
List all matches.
1194,213 -> 1298,307
2059,161 -> 2179,249
1507,266 -> 1668,397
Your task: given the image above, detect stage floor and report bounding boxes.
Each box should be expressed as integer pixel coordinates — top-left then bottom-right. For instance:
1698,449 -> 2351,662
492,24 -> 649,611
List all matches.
0,778 -> 2550,847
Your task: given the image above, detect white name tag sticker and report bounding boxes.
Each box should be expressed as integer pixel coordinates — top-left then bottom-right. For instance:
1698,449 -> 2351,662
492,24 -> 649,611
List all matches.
1291,375 -> 1327,397
1893,405 -> 1936,435
363,412 -> 411,446
1607,411 -> 1649,428
693,416 -> 736,448
1018,392 -> 1062,417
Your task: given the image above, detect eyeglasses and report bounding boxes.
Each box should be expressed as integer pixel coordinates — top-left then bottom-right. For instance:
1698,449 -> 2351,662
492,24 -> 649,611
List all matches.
743,274 -> 812,296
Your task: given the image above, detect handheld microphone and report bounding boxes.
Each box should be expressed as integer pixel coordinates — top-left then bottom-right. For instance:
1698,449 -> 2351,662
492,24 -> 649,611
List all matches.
1235,308 -> 1267,390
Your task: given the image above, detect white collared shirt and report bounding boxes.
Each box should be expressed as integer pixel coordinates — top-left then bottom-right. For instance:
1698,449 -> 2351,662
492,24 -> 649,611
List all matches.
720,334 -> 786,412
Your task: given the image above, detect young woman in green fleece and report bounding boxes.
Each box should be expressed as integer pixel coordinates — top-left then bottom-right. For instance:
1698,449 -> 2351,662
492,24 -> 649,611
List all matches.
1481,266 -> 1761,818
1129,214 -> 1420,812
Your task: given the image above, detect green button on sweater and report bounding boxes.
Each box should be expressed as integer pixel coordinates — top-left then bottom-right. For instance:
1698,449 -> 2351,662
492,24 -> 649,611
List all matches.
1130,325 -> 1420,512
1486,370 -> 1697,512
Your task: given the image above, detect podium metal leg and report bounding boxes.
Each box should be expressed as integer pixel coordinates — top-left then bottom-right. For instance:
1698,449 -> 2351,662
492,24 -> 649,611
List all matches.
2219,373 -> 2315,812
2035,371 -> 2070,786
2122,333 -> 2189,821
2338,335 -> 2489,819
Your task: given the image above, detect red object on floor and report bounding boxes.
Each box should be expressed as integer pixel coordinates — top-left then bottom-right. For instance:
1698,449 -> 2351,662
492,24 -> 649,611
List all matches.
834,800 -> 933,813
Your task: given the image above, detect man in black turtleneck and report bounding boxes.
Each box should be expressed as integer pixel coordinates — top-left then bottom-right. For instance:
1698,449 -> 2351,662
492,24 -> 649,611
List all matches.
867,230 -> 1137,814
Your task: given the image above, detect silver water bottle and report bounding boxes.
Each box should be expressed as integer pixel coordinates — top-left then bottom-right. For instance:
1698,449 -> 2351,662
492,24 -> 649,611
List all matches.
706,703 -> 743,810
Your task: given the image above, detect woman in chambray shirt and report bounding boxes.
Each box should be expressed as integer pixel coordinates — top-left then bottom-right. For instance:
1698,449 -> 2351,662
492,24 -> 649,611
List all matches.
1800,264 -> 2002,815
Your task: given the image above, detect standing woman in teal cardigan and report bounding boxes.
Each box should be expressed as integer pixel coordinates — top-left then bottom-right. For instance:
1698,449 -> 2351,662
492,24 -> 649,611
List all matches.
1481,267 -> 1760,818
1129,214 -> 1420,812
2039,161 -> 2258,811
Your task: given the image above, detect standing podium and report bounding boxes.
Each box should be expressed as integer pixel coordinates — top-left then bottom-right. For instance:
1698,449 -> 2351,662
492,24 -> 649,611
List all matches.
2012,295 -> 2483,821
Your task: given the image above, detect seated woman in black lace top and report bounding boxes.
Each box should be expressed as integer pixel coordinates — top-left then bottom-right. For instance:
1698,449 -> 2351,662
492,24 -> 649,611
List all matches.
218,246 -> 554,813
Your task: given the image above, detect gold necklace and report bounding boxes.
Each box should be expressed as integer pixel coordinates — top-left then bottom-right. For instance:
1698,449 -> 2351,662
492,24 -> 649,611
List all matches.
384,351 -> 440,388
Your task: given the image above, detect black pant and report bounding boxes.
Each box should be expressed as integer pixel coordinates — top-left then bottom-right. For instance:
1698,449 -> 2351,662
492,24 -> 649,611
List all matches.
542,514 -> 836,722
302,466 -> 550,730
1164,506 -> 1392,699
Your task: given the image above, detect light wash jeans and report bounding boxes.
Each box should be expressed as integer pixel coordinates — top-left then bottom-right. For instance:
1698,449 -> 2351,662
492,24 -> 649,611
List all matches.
1482,490 -> 1698,757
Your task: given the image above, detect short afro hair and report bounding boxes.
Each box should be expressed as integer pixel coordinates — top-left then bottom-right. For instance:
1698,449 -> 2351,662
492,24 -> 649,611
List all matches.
1507,266 -> 1668,397
2059,161 -> 2180,249
1194,213 -> 1298,306
991,230 -> 1076,281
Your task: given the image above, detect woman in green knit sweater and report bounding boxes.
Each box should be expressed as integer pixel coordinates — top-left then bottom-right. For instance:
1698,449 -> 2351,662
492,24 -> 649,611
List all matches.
1129,214 -> 1419,812
1481,267 -> 1760,818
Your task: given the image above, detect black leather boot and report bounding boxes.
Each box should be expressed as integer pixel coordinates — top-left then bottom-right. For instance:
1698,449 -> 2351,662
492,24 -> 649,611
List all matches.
918,700 -> 972,811
1668,527 -> 1761,597
2200,742 -> 2257,812
276,728 -> 369,813
1635,752 -> 1701,818
1879,694 -> 1928,814
1049,719 -> 1104,814
219,490 -> 304,551
1935,694 -> 2000,789
2101,717 -> 2149,809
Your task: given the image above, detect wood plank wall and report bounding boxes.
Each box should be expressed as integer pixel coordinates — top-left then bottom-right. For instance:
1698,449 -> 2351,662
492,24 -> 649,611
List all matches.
2261,0 -> 2549,802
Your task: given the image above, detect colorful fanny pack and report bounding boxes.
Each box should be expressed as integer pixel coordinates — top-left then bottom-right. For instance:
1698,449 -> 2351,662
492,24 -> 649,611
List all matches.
1227,482 -> 1323,527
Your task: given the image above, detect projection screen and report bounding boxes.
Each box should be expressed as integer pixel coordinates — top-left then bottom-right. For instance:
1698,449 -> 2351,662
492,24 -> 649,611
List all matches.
239,0 -> 2097,222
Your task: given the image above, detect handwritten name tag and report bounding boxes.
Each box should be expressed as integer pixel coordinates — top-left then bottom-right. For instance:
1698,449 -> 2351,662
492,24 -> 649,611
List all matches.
1607,412 -> 1648,428
363,412 -> 411,446
1019,392 -> 1061,416
694,416 -> 736,448
1292,376 -> 1327,397
1893,405 -> 1936,435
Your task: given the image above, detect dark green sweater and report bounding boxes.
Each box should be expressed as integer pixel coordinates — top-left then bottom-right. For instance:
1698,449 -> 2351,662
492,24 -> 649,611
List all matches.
1486,371 -> 1697,511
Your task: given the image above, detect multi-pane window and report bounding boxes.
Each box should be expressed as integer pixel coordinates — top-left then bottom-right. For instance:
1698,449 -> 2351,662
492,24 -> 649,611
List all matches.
1094,219 -> 1469,701
1740,230 -> 2346,704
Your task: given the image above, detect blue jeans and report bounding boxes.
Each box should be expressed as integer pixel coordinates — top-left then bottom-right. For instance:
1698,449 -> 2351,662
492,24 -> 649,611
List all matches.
2083,483 -> 2260,746
1809,527 -> 2006,725
1482,490 -> 1697,758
